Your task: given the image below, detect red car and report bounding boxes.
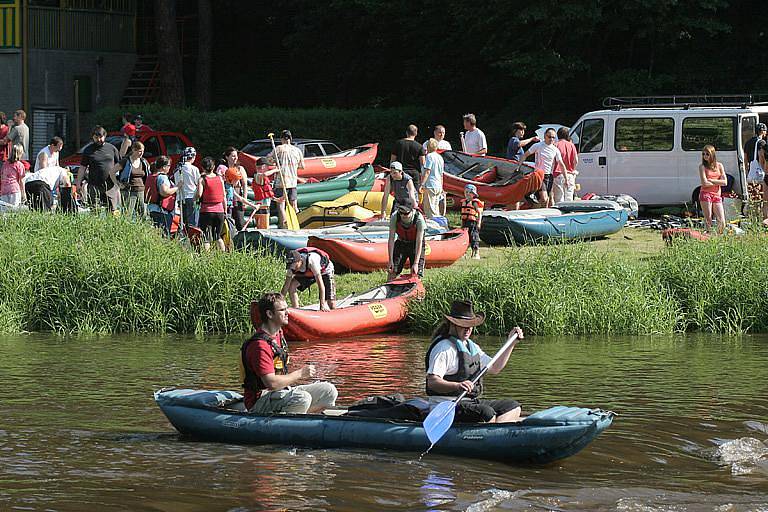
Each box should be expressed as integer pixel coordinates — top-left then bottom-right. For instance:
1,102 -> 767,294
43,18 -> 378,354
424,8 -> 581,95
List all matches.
59,131 -> 200,169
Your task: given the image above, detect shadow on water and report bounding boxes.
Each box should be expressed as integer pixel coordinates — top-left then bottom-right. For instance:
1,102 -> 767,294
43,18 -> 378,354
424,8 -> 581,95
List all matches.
1,332 -> 767,510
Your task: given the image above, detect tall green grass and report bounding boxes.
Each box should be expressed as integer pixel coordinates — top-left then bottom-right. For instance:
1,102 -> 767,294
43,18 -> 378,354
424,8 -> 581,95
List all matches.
0,213 -> 284,334
652,233 -> 768,333
409,243 -> 680,336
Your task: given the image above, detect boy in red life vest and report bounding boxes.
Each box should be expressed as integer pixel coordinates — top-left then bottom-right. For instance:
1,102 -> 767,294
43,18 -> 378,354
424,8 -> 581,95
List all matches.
461,184 -> 484,260
387,197 -> 426,281
145,155 -> 178,236
240,292 -> 338,414
282,248 -> 337,311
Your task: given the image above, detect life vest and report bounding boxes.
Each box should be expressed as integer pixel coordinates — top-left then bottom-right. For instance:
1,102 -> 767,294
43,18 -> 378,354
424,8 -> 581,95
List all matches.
293,247 -> 331,277
200,174 -> 225,205
424,336 -> 484,399
240,329 -> 290,393
146,172 -> 176,212
460,198 -> 484,223
395,211 -> 423,242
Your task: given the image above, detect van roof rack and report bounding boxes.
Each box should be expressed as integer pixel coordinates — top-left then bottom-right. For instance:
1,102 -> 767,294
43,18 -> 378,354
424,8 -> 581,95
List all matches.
603,94 -> 768,109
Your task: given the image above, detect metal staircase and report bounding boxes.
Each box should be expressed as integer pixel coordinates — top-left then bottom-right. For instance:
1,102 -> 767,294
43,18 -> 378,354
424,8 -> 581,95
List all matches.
121,54 -> 160,105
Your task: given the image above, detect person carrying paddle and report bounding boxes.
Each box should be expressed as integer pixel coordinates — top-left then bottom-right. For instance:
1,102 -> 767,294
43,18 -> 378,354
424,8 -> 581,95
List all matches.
387,198 -> 426,281
425,300 -> 524,423
267,130 -> 304,228
282,248 -> 337,311
240,292 -> 338,414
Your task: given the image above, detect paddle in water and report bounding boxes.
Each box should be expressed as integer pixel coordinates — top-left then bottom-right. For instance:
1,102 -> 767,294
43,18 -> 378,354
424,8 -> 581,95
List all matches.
421,331 -> 520,457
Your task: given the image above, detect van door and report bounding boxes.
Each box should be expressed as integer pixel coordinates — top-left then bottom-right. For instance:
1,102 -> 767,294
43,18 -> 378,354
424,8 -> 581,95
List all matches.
738,114 -> 758,203
571,117 -> 607,195
609,116 -> 676,205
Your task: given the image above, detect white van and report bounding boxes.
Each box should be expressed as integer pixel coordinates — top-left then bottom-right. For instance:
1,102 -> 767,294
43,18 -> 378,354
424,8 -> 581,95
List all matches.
569,96 -> 768,207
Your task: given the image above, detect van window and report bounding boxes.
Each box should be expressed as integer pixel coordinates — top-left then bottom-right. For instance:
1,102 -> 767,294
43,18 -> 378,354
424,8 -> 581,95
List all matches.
615,118 -> 674,151
681,117 -> 735,151
741,116 -> 756,151
578,119 -> 604,153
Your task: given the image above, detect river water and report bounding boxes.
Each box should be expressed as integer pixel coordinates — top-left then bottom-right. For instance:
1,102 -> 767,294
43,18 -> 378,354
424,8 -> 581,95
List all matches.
1,333 -> 767,511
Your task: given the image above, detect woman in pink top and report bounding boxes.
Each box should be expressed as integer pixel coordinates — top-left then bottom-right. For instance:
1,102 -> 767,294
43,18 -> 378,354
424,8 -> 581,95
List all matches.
553,127 -> 578,203
698,144 -> 727,234
0,144 -> 27,209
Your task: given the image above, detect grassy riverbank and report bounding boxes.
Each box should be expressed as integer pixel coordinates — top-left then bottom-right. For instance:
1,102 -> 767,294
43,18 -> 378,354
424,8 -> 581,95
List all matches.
1,213 -> 766,335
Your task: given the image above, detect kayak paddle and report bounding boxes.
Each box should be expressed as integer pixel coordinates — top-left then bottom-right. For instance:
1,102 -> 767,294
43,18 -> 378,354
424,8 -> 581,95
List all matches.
267,132 -> 300,230
422,332 -> 520,450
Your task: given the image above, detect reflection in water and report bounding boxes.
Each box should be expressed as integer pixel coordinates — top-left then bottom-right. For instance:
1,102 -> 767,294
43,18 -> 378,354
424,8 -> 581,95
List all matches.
1,333 -> 768,510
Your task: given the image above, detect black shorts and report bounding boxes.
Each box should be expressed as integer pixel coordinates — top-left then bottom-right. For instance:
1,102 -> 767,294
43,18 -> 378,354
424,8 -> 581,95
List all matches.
462,220 -> 480,250
456,398 -> 521,423
295,273 -> 336,301
274,187 -> 297,203
392,238 -> 426,277
541,174 -> 554,193
198,211 -> 225,241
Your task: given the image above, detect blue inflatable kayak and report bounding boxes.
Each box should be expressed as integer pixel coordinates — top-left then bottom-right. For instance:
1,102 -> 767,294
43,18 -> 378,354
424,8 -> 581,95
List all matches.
155,389 -> 614,464
480,201 -> 628,245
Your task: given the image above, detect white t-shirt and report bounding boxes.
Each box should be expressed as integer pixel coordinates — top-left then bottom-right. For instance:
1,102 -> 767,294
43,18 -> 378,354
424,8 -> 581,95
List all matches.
269,144 -> 304,189
529,141 -> 565,175
463,128 -> 487,154
34,146 -> 59,172
426,338 -> 491,378
25,165 -> 66,190
174,162 -> 201,200
422,152 -> 445,191
423,139 -> 452,151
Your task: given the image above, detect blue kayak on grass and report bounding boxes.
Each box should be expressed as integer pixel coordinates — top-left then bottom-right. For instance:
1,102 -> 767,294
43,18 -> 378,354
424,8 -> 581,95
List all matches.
480,200 -> 629,245
154,388 -> 614,464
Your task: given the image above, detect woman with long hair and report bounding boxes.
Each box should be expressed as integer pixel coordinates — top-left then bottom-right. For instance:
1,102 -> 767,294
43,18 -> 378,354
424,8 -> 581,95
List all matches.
0,143 -> 26,209
196,156 -> 227,251
698,145 -> 727,234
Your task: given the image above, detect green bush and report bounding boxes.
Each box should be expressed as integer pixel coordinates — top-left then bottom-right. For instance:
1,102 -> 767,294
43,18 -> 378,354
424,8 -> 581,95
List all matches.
0,212 -> 284,334
409,243 -> 680,336
93,105 -> 438,161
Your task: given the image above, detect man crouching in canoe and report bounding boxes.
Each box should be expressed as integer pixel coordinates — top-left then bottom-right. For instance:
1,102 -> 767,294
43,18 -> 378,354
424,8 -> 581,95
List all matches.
240,292 -> 338,414
282,247 -> 337,311
425,300 -> 524,423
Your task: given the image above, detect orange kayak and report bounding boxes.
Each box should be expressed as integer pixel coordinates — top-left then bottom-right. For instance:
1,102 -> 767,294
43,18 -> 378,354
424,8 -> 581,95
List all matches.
249,276 -> 424,341
239,143 -> 378,179
308,228 -> 469,273
441,150 -> 544,207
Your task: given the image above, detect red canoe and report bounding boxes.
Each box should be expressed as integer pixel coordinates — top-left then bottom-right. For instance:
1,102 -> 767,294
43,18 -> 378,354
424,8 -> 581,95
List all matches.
441,150 -> 544,207
239,143 -> 378,179
307,228 -> 469,273
250,276 -> 424,341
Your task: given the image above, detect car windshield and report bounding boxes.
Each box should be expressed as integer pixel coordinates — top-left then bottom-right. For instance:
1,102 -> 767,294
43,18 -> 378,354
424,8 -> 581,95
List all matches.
241,141 -> 274,157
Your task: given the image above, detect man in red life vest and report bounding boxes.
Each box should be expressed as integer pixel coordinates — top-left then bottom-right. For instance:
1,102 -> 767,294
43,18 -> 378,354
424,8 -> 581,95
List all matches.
387,197 -> 426,281
282,247 -> 337,311
240,292 -> 338,414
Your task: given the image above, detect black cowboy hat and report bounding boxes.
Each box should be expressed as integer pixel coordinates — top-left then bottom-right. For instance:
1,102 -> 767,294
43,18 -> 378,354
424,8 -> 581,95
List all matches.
444,300 -> 485,328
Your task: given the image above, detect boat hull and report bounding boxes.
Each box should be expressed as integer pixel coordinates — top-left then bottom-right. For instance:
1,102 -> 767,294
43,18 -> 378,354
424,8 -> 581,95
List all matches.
308,228 -> 469,272
155,389 -> 614,465
250,276 -> 424,341
480,208 -> 628,245
441,151 -> 544,207
239,144 -> 378,179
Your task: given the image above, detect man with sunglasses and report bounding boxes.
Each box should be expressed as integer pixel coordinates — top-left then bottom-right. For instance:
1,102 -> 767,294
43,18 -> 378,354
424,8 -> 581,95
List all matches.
240,292 -> 338,414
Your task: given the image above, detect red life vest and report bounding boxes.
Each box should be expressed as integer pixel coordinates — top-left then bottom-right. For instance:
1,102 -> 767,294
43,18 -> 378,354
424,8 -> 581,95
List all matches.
294,247 -> 331,277
395,211 -> 423,242
146,172 -> 176,212
240,329 -> 290,409
460,198 -> 484,222
200,174 -> 225,205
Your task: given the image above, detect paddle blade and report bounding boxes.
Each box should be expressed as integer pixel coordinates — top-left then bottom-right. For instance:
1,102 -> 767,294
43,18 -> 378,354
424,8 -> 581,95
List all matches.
286,204 -> 300,230
423,400 -> 458,446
